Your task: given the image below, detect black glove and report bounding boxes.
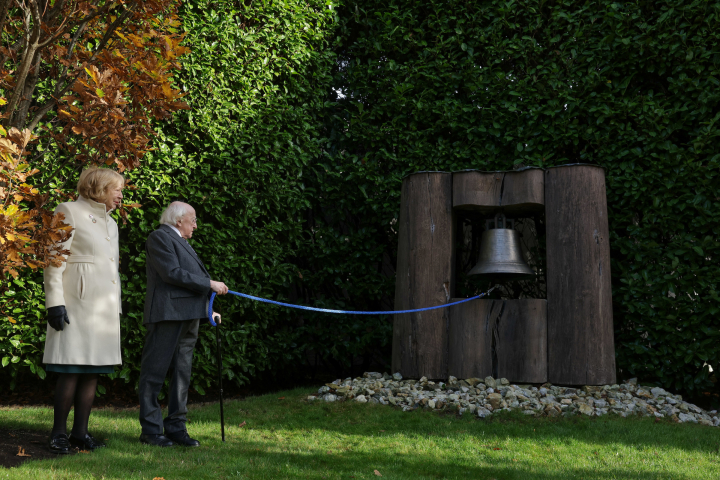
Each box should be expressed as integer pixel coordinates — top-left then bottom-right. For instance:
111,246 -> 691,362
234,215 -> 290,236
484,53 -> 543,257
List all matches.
47,305 -> 70,332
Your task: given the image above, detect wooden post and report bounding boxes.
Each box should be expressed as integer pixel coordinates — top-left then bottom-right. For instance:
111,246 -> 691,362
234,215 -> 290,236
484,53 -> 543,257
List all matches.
392,172 -> 454,379
545,165 -> 616,385
448,299 -> 547,383
447,299 -> 497,379
496,300 -> 547,383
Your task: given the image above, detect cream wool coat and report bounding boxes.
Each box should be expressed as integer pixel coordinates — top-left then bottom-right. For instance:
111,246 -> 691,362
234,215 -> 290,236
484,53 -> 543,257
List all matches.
42,196 -> 122,366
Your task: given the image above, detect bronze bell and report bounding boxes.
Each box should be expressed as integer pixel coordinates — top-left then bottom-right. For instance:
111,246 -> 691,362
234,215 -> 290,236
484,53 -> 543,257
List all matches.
468,213 -> 535,281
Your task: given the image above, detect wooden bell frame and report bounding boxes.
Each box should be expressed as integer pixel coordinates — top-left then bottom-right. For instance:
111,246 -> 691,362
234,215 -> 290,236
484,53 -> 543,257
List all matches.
392,165 -> 616,385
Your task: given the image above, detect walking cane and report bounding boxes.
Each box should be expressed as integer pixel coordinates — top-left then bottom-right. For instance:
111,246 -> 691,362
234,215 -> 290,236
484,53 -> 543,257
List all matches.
215,320 -> 225,442
208,294 -> 225,442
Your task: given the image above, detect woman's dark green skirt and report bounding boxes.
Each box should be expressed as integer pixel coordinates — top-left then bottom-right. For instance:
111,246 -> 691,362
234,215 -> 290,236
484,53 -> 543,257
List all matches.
45,364 -> 115,374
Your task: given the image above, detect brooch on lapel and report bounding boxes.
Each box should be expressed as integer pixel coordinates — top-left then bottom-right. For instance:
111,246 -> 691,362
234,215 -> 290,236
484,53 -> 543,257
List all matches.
89,214 -> 97,223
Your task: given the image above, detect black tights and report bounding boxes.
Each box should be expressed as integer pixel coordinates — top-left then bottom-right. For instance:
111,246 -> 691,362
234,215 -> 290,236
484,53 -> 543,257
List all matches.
51,373 -> 98,438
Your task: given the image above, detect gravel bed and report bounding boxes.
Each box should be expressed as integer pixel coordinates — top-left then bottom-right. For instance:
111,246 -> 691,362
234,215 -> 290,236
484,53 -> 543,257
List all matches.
308,372 -> 718,426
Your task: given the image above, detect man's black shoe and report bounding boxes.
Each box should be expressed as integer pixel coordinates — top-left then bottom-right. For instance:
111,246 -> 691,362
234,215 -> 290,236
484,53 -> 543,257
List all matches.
70,433 -> 106,451
139,434 -> 174,447
165,430 -> 200,447
48,433 -> 71,454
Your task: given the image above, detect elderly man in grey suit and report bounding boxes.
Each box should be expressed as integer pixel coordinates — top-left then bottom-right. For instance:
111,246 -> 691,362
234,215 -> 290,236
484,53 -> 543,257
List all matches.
138,201 -> 228,447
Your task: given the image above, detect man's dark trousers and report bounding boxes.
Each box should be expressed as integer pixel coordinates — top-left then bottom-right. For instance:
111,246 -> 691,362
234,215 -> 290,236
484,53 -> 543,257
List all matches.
138,318 -> 200,434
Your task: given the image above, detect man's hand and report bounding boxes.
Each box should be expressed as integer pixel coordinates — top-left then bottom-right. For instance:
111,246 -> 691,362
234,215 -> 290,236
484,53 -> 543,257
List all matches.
212,312 -> 222,324
210,280 -> 228,295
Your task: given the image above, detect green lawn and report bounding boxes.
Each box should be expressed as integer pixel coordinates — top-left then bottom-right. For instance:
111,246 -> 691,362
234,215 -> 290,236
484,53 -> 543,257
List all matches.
2,387 -> 720,479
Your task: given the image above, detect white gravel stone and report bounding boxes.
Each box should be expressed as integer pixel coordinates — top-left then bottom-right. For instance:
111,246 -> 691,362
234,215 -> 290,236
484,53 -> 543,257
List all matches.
678,413 -> 697,423
651,387 -> 668,397
477,407 -> 492,418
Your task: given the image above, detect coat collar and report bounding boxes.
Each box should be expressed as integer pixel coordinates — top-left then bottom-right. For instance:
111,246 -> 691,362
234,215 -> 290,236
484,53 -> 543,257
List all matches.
77,195 -> 109,213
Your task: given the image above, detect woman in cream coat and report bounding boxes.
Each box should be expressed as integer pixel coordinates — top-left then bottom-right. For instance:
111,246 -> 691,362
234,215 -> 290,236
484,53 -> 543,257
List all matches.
43,166 -> 124,454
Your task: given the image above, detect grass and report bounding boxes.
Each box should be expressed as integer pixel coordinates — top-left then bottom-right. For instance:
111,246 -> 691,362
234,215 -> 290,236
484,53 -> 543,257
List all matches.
2,387 -> 720,479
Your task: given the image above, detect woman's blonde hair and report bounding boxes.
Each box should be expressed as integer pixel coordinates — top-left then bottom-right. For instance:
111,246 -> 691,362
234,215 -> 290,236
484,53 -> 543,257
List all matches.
77,166 -> 125,202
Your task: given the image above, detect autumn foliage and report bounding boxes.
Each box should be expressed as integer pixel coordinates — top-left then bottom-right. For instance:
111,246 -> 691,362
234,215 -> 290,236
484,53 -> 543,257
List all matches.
0,0 -> 189,284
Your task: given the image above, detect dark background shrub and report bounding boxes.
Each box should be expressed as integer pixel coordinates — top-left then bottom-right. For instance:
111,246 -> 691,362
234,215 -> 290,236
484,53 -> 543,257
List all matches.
300,0 -> 720,397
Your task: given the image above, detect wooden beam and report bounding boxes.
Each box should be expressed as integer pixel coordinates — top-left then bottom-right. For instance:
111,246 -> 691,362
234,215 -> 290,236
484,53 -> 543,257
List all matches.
545,165 -> 616,385
448,298 -> 497,379
449,299 -> 547,383
501,169 -> 545,215
453,171 -> 503,212
452,169 -> 544,214
496,299 -> 547,383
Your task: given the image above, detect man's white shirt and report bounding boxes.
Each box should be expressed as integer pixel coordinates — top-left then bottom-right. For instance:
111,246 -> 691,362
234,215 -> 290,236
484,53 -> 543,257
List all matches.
168,224 -> 182,237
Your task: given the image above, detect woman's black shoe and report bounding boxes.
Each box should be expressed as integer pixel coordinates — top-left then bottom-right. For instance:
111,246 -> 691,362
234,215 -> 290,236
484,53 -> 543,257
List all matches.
49,433 -> 71,454
69,433 -> 106,451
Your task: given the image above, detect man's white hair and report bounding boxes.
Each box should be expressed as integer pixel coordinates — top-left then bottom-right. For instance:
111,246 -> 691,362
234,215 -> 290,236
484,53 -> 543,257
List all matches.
159,202 -> 190,226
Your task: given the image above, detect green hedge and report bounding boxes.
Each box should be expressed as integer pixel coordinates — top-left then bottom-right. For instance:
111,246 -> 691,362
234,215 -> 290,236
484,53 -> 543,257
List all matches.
4,0 -> 720,399
117,0 -> 340,394
301,0 -> 720,396
1,0 -> 339,392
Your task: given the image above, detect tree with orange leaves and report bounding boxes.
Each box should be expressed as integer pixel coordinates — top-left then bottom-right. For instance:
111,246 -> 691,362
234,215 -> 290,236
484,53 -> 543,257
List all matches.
0,0 -> 189,282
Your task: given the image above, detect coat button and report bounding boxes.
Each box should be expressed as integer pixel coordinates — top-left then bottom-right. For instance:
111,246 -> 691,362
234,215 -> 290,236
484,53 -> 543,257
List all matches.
112,280 -> 117,284
110,257 -> 115,261
106,237 -> 110,241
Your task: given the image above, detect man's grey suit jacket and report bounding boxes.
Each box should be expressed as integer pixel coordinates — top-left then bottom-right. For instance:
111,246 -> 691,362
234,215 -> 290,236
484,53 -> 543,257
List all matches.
143,224 -> 211,324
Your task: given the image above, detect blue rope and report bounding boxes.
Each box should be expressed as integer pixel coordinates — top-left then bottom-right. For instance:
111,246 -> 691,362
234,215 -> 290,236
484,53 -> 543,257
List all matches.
207,286 -> 496,326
